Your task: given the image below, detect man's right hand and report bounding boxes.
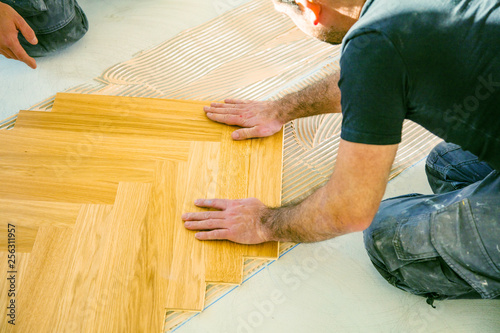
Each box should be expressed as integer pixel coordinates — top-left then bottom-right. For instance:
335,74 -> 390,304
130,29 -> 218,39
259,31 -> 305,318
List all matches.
0,2 -> 38,69
204,99 -> 285,140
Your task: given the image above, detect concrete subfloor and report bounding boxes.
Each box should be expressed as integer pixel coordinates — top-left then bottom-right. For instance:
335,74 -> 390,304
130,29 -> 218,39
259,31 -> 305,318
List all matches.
1,1 -> 499,332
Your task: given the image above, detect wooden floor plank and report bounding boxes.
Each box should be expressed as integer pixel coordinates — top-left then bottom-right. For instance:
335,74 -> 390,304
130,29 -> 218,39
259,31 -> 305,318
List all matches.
14,109 -> 224,142
0,128 -> 191,163
48,205 -> 113,333
16,226 -> 75,332
140,161 -> 181,328
52,92 -> 212,119
0,154 -> 155,204
166,142 -> 220,311
89,183 -> 153,332
204,127 -> 250,284
245,131 -> 283,259
0,199 -> 81,253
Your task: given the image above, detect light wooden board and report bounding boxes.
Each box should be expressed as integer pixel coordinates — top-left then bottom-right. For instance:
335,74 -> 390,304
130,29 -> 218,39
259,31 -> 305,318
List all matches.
0,154 -> 155,204
0,93 -> 283,330
0,128 -> 191,162
15,109 -> 223,142
204,126 -> 250,284
166,142 -> 220,310
0,199 -> 81,252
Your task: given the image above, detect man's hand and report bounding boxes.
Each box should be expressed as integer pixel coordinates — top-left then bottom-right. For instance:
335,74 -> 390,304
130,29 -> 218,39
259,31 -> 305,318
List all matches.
0,2 -> 38,69
204,99 -> 285,140
181,198 -> 273,244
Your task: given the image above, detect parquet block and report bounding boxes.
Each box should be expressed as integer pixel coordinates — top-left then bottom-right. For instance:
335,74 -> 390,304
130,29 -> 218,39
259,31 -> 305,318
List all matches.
166,142 -> 220,311
0,154 -> 155,204
0,128 -> 191,163
15,109 -> 223,142
245,132 -> 283,259
204,126 -> 250,284
0,199 -> 81,252
16,226 -> 76,331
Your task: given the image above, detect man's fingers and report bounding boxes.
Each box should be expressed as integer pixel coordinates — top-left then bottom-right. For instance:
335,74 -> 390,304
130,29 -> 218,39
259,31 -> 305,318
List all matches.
0,48 -> 15,59
206,112 -> 247,126
232,126 -> 270,140
194,198 -> 228,210
10,42 -> 36,69
195,229 -> 230,241
184,219 -> 225,230
182,210 -> 226,221
16,16 -> 37,45
204,106 -> 244,114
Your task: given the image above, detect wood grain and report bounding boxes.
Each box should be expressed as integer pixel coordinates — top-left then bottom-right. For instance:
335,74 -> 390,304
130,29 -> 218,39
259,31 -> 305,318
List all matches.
166,142 -> 220,311
245,131 -> 283,259
15,109 -> 224,142
16,226 -> 76,331
0,154 -> 154,204
204,126 -> 250,284
52,93 -> 211,119
0,128 -> 191,163
0,199 -> 81,253
89,183 -> 153,332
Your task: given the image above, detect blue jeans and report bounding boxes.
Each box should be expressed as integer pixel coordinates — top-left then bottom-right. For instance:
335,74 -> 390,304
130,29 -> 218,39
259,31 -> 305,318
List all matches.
364,142 -> 500,302
1,0 -> 88,56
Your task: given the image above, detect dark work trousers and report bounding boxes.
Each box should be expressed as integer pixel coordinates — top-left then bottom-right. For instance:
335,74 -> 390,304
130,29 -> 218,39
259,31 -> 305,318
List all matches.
364,141 -> 500,304
1,0 -> 88,56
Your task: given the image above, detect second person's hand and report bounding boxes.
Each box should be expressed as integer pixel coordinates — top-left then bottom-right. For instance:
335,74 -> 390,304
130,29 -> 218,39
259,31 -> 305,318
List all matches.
0,2 -> 38,69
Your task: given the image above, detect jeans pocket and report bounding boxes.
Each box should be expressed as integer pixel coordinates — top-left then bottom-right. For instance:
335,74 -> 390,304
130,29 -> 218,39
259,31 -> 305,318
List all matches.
431,198 -> 500,298
393,214 -> 439,262
3,0 -> 47,17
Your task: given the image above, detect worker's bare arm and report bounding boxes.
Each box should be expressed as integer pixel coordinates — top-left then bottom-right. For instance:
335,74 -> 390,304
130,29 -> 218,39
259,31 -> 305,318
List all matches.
204,71 -> 341,140
0,2 -> 38,69
182,140 -> 398,243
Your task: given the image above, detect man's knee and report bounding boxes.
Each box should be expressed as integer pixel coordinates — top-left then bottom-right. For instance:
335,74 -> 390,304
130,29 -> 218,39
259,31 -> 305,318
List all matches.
18,0 -> 89,57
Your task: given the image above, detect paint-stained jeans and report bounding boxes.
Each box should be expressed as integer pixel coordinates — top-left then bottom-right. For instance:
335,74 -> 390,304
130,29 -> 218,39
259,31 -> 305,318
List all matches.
1,0 -> 88,56
364,142 -> 500,302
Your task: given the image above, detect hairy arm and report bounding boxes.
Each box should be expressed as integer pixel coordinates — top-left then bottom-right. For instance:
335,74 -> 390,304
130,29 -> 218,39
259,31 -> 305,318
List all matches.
183,139 -> 398,244
262,140 -> 398,242
204,71 -> 341,140
275,71 -> 342,121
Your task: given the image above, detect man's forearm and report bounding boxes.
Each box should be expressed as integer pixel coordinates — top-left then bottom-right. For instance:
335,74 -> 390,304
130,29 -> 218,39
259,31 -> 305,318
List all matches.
261,185 -> 346,243
274,71 -> 341,123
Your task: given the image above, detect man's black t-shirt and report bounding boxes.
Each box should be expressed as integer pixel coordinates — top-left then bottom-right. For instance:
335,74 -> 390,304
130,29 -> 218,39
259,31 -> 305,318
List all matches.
339,0 -> 500,170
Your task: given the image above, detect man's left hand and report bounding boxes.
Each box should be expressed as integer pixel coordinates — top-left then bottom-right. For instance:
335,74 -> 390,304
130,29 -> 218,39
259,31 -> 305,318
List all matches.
182,198 -> 273,244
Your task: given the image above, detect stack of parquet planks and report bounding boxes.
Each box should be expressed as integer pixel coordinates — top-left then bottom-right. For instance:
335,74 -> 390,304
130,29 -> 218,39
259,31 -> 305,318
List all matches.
0,93 -> 282,332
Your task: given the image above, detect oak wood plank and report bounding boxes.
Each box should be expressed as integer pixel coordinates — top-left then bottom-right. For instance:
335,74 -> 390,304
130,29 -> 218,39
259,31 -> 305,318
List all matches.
0,154 -> 155,204
0,128 -> 191,163
14,109 -> 223,142
88,183 -> 153,332
166,142 -> 220,311
204,126 -> 250,284
0,199 -> 81,253
16,226 -> 76,331
245,130 -> 284,259
52,92 -> 211,119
